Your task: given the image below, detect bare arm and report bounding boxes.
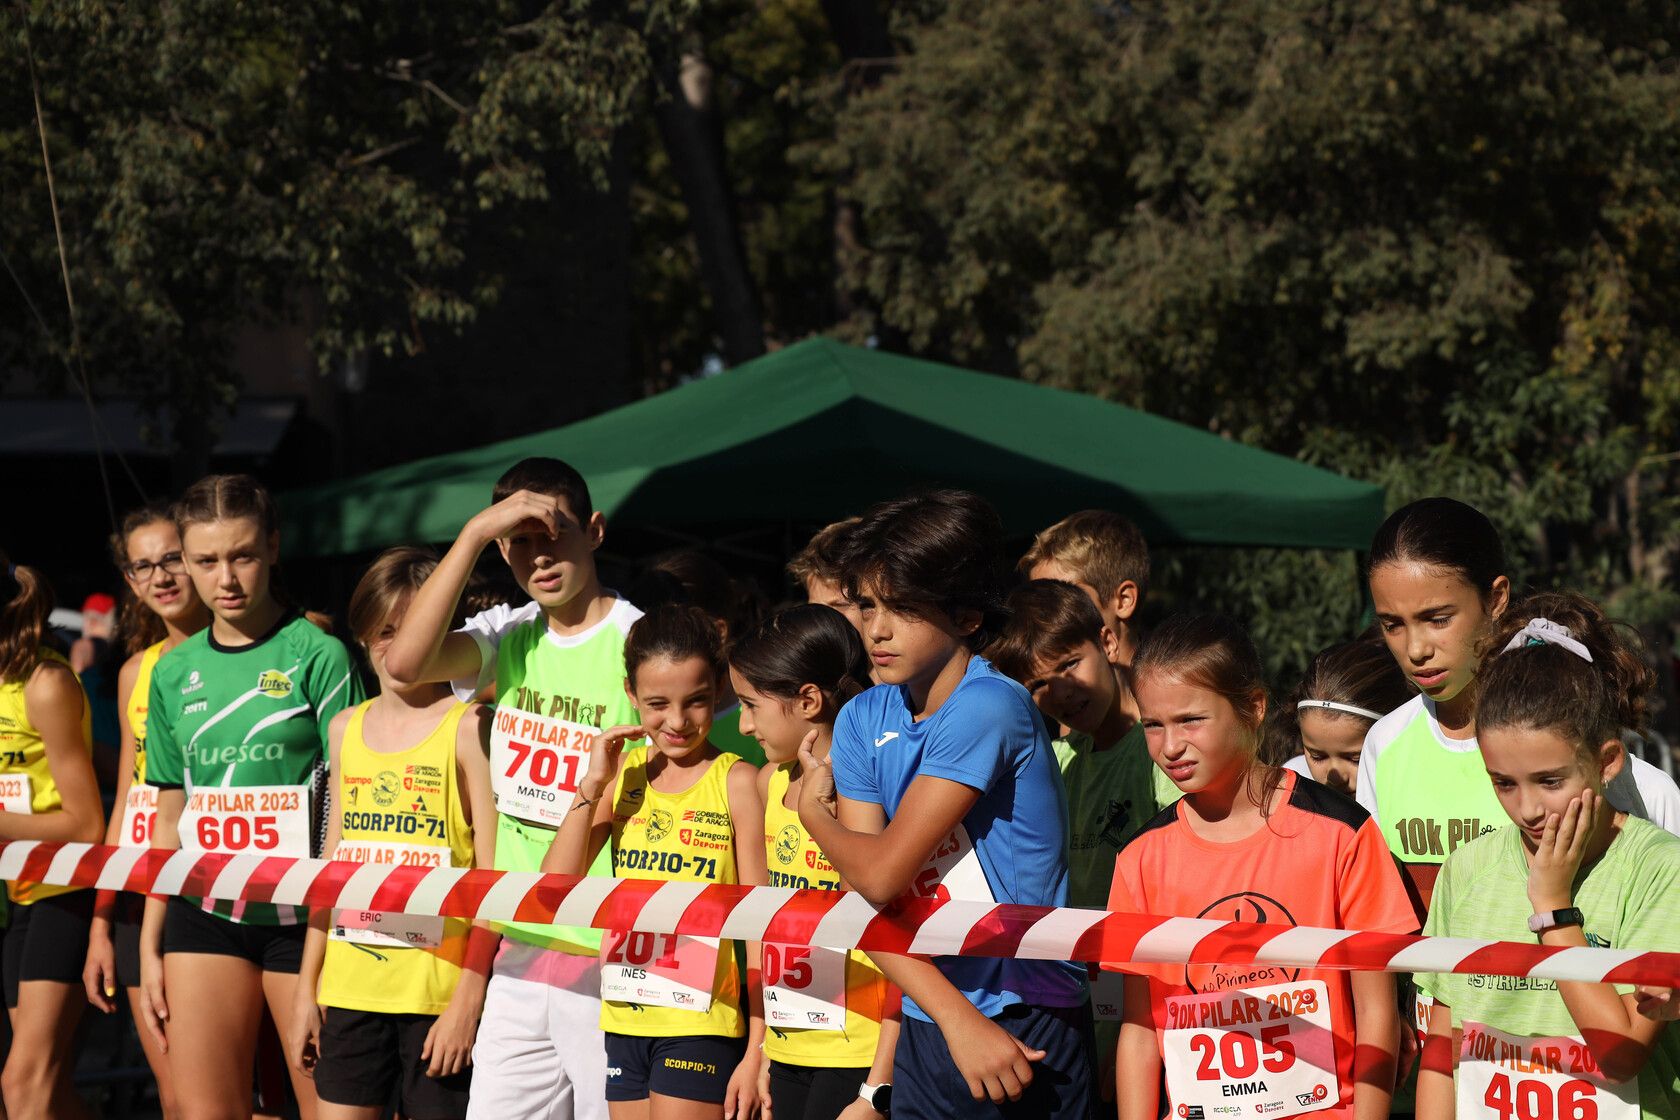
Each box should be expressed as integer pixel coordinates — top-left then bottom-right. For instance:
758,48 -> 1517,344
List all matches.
540,725 -> 639,875
1415,999 -> 1457,1120
104,652 -> 143,847
4,662 -> 104,842
451,705 -> 500,997
384,490 -> 565,685
1116,974 -> 1161,1120
726,760 -> 768,1120
1351,970 -> 1400,1120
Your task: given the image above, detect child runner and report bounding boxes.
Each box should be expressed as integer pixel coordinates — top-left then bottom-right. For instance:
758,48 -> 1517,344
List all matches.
1268,637 -> 1410,796
986,578 -> 1177,1109
786,520 -> 864,638
1020,510 -> 1150,666
289,547 -> 498,1120
83,503 -> 211,1117
1107,613 -> 1420,1120
727,604 -> 898,1120
383,456 -> 639,1120
1417,598 -> 1680,1120
0,547 -> 104,1119
796,490 -> 1092,1120
140,474 -> 366,1120
542,604 -> 766,1120
1359,498 -> 1680,910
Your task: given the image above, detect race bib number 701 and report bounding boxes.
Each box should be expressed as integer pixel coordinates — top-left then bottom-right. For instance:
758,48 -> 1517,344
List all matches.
489,708 -> 592,826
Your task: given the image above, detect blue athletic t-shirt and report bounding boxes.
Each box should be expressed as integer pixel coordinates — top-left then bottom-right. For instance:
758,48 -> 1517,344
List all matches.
830,654 -> 1088,1021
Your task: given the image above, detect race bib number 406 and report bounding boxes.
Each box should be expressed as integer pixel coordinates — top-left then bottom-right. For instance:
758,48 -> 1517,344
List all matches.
489,708 -> 592,826
1457,1022 -> 1638,1120
1163,980 -> 1338,1119
179,784 -> 310,856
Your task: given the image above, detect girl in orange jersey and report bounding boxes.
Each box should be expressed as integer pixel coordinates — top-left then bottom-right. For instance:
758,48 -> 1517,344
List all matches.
1107,615 -> 1419,1120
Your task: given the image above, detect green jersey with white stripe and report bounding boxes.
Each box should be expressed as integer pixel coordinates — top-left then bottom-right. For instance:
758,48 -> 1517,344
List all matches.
147,613 -> 365,924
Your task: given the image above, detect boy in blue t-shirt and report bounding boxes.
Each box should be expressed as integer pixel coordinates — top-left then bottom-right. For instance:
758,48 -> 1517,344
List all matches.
798,489 -> 1091,1120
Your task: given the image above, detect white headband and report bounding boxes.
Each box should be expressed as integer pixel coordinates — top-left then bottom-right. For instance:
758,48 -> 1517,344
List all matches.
1501,617 -> 1593,663
1296,699 -> 1383,721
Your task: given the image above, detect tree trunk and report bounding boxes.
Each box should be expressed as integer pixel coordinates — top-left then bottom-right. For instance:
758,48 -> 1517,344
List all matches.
653,51 -> 765,366
819,1 -> 894,329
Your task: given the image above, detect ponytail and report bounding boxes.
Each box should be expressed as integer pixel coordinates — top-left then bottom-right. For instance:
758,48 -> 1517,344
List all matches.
727,604 -> 872,711
0,548 -> 53,683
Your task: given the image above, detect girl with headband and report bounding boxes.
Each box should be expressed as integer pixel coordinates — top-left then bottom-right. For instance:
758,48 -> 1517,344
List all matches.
1417,596 -> 1680,1120
1270,637 -> 1411,796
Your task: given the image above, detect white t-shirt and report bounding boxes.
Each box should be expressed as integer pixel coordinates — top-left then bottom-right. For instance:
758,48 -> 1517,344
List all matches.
449,594 -> 643,701
1282,753 -> 1313,779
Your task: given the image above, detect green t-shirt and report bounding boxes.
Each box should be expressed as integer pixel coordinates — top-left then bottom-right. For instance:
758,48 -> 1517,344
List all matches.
1052,724 -> 1176,909
708,703 -> 767,768
1420,817 -> 1680,1120
457,595 -> 642,953
147,613 -> 364,925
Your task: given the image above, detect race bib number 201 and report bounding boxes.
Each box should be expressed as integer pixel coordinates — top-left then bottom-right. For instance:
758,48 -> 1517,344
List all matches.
489,708 -> 592,826
600,929 -> 719,1012
1163,980 -> 1338,1119
1457,1022 -> 1638,1120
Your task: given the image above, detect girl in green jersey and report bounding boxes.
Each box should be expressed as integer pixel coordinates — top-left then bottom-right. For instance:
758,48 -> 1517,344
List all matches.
1418,594 -> 1680,1120
139,475 -> 364,1120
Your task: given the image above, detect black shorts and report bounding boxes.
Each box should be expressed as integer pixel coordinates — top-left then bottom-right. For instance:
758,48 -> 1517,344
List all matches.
315,1006 -> 471,1119
767,1061 -> 870,1120
604,1033 -> 746,1104
161,897 -> 305,973
2,890 -> 94,1007
114,894 -> 143,989
894,1002 -> 1093,1120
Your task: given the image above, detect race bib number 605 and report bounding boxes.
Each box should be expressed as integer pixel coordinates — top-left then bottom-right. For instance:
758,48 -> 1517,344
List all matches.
489,708 -> 592,826
1163,980 -> 1338,1119
179,784 -> 310,856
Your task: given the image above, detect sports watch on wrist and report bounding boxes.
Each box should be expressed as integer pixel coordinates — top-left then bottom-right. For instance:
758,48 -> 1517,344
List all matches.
1528,907 -> 1585,933
858,1082 -> 892,1115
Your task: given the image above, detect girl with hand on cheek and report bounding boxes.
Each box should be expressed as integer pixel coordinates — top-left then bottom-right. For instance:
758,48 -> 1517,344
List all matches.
543,605 -> 767,1120
1416,597 -> 1680,1120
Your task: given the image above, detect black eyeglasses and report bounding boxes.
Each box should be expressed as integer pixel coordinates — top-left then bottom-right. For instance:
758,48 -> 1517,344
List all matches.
123,552 -> 186,583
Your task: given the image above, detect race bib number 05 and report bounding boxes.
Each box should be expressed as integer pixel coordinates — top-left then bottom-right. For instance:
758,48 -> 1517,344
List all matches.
600,929 -> 719,1012
119,782 -> 159,847
763,943 -> 848,1031
329,840 -> 448,948
0,774 -> 32,815
1164,980 -> 1338,1119
489,708 -> 592,826
179,784 -> 310,856
1457,1022 -> 1638,1120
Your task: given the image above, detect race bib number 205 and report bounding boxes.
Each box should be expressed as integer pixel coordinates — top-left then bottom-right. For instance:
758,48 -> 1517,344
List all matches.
1163,980 -> 1338,1119
489,708 -> 592,826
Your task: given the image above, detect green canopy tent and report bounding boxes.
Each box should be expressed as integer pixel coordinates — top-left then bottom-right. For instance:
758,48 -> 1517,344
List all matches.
280,338 -> 1383,556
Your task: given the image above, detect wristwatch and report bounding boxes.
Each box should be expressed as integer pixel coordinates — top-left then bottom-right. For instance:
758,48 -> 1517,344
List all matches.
858,1081 -> 892,1115
1529,907 -> 1585,933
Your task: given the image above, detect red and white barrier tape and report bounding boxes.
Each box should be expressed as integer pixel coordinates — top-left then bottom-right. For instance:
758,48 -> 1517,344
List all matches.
8,841 -> 1677,985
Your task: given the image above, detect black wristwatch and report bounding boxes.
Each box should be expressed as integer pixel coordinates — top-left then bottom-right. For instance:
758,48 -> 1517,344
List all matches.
1529,907 -> 1585,934
858,1081 -> 892,1115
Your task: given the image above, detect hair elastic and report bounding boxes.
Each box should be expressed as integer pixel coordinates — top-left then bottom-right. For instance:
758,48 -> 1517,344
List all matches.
1501,617 -> 1593,663
1296,699 -> 1383,721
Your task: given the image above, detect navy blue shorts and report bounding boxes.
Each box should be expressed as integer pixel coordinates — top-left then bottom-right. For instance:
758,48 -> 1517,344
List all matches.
893,1002 -> 1093,1120
603,1033 -> 746,1103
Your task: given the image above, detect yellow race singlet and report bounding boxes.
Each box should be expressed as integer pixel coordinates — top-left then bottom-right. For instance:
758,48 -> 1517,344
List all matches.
602,746 -> 743,1038
0,649 -> 92,903
116,641 -> 165,847
318,700 -> 476,1015
762,764 -> 886,1068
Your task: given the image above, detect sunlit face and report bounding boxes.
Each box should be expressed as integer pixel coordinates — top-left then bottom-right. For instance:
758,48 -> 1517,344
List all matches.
1297,709 -> 1367,794
1370,561 -> 1507,708
627,655 -> 717,761
1480,724 -> 1622,853
805,575 -> 865,638
363,594 -> 411,692
182,516 -> 277,625
497,495 -> 602,611
1021,638 -> 1118,736
124,519 -> 202,626
853,579 -> 973,689
730,668 -> 814,766
1136,671 -> 1262,797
